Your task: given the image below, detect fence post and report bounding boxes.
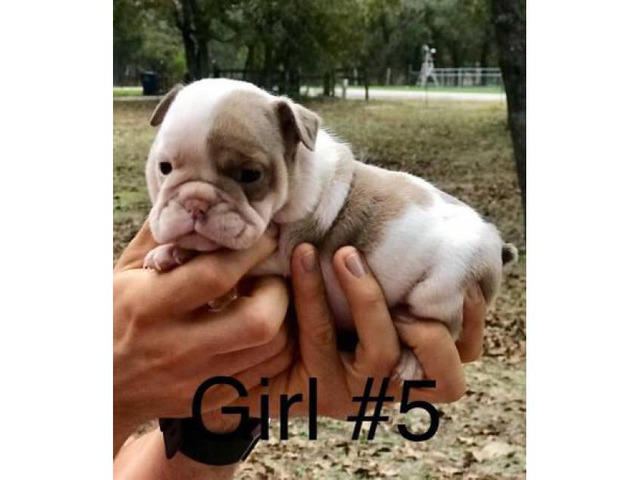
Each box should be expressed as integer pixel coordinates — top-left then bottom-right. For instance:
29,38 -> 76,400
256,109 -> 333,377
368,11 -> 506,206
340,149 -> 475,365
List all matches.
323,71 -> 330,96
364,68 -> 369,101
330,69 -> 335,97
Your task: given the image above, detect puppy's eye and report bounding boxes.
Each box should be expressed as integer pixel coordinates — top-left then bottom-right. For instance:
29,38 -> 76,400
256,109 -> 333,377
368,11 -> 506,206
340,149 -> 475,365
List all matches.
236,168 -> 262,183
159,162 -> 173,175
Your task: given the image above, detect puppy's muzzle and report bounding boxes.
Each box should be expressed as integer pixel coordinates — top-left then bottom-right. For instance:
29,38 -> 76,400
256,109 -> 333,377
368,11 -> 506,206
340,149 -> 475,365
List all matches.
182,198 -> 211,221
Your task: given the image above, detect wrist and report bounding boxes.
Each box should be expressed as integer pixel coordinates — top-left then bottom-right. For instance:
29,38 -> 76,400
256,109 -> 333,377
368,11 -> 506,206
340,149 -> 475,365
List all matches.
160,413 -> 260,467
201,410 -> 242,434
113,404 -> 146,455
114,430 -> 239,480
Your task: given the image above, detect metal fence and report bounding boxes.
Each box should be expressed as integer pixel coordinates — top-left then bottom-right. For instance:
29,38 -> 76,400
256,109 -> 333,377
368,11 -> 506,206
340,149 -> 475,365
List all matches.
426,68 -> 503,88
208,66 -> 502,89
114,66 -> 503,97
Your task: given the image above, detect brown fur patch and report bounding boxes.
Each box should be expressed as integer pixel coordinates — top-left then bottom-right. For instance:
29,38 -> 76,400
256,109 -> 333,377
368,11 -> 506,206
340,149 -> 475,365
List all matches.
205,91 -> 285,203
149,84 -> 183,126
286,161 -> 435,257
275,100 -> 320,153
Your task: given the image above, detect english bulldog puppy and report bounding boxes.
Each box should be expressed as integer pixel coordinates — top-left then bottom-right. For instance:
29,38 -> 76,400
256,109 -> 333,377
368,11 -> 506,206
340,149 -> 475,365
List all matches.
143,79 -> 517,380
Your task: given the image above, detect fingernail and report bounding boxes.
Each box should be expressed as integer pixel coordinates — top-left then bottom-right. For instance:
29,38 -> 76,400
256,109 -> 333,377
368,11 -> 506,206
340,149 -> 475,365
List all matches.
394,314 -> 416,324
301,248 -> 317,273
466,283 -> 483,303
344,251 -> 366,278
392,307 -> 416,324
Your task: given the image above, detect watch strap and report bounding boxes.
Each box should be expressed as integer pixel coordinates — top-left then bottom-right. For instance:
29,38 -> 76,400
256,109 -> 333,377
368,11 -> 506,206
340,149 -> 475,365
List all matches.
159,416 -> 262,466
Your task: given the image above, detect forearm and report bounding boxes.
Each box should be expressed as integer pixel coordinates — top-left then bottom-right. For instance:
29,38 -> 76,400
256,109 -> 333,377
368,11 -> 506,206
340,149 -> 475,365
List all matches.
114,429 -> 239,480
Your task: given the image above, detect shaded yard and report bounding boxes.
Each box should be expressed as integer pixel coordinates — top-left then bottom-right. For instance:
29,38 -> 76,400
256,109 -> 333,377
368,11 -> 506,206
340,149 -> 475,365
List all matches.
114,98 -> 525,479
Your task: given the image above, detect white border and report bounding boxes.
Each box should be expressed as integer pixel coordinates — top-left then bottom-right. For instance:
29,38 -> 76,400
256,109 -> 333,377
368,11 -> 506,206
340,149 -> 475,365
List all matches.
528,1 -> 640,477
0,1 -> 112,477
0,1 -> 639,478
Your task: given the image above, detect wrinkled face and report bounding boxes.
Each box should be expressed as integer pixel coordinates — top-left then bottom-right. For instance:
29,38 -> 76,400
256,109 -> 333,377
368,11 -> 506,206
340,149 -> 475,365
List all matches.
145,79 -> 317,251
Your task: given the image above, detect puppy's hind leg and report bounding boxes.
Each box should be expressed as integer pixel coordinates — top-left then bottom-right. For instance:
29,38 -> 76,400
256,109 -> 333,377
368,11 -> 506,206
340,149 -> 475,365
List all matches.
405,273 -> 465,338
392,348 -> 425,382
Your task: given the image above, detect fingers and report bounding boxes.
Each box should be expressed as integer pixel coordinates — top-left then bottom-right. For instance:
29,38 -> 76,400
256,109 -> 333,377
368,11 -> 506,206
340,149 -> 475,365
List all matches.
187,276 -> 289,354
333,247 -> 401,377
290,244 -> 344,380
200,336 -> 296,414
114,222 -> 158,272
197,321 -> 291,378
394,318 -> 466,403
455,283 -> 487,363
143,233 -> 278,316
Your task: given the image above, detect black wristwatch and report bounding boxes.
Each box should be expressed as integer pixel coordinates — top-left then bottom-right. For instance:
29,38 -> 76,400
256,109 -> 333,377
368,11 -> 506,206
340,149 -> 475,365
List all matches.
159,416 -> 262,466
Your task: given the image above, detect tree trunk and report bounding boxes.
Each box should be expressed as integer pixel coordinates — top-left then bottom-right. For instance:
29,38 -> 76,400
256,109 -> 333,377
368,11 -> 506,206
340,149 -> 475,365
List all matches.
174,0 -> 211,81
189,0 -> 210,79
262,45 -> 274,90
175,0 -> 197,82
479,25 -> 492,86
181,29 -> 197,82
244,44 -> 255,82
195,36 -> 209,78
492,0 -> 526,218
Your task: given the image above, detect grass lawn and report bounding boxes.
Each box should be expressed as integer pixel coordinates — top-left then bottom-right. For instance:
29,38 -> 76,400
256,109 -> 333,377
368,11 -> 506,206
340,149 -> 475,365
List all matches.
114,85 -> 504,98
113,86 -> 143,97
113,98 -> 525,479
349,85 -> 504,94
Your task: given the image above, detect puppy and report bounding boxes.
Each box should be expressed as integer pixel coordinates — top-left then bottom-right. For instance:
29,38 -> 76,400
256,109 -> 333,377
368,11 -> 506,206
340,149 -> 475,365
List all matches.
143,79 -> 517,380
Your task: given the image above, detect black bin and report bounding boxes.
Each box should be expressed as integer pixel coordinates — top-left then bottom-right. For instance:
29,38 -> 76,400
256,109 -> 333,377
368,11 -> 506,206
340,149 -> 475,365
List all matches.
141,72 -> 160,96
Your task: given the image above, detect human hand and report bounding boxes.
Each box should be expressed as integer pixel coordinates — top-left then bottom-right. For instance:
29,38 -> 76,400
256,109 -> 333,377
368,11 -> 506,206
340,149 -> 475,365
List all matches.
232,243 -> 486,420
113,223 -> 294,453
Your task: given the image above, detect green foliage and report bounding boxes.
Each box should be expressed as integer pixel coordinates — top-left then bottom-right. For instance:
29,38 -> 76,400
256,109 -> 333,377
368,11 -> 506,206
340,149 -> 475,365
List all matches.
114,0 -> 186,84
138,9 -> 187,83
113,0 -> 143,83
425,0 -> 496,67
114,0 -> 501,85
237,0 -> 366,71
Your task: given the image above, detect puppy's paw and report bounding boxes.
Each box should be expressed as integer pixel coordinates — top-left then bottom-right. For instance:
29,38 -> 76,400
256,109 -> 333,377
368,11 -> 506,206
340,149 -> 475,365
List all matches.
392,348 -> 425,382
143,244 -> 194,272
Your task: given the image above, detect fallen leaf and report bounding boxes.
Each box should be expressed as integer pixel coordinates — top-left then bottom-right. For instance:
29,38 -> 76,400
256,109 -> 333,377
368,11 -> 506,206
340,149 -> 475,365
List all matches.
472,441 -> 515,462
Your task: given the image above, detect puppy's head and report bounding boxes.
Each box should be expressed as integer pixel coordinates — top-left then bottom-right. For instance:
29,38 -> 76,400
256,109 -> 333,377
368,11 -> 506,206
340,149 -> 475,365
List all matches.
145,79 -> 319,251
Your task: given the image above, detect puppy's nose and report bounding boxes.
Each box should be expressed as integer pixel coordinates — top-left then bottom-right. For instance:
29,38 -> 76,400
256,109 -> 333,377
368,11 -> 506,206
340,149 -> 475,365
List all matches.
182,198 -> 211,220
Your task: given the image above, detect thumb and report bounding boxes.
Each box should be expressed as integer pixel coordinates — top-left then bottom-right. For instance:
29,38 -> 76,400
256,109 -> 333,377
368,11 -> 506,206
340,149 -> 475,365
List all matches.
332,247 -> 401,375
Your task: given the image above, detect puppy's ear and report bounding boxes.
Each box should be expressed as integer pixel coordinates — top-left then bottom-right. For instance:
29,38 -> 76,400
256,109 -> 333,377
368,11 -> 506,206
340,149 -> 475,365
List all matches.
275,98 -> 320,152
149,84 -> 183,127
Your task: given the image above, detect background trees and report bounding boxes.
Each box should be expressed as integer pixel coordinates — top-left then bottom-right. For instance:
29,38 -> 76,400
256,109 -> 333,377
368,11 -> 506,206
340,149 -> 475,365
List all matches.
113,0 -> 507,85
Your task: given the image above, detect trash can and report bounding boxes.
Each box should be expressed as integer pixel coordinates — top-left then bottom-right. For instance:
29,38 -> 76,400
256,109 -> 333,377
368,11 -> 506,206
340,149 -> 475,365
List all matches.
141,72 -> 160,96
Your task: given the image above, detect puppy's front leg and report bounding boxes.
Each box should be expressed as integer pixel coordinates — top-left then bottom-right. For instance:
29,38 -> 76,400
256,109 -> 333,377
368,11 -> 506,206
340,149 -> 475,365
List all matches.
143,244 -> 195,272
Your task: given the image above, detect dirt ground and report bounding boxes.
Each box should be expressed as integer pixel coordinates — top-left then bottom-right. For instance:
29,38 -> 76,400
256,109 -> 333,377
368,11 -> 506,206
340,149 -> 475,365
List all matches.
114,97 -> 525,479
